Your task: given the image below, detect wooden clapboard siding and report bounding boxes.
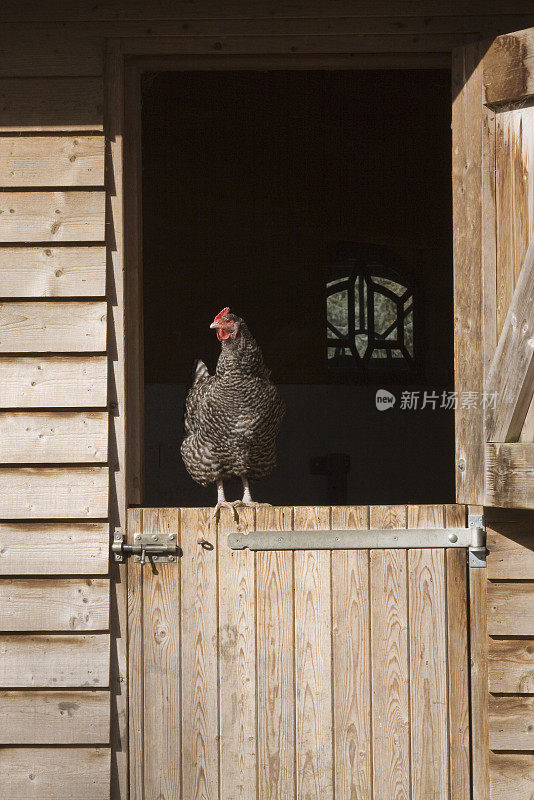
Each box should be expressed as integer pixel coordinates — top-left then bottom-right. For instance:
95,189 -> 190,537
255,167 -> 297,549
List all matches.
488,582 -> 534,636
0,747 -> 110,800
0,24 -> 104,76
488,639 -> 534,694
0,522 -> 109,575
0,355 -> 107,407
489,752 -> 534,800
0,411 -> 108,463
489,696 -> 534,750
0,191 -> 105,242
487,524 -> 534,579
0,301 -> 106,352
0,634 -> 110,687
0,578 -> 109,631
0,78 -> 103,131
0,136 -> 105,187
0,467 -> 108,518
0,246 -> 106,297
129,505 -> 471,799
486,443 -> 534,508
0,690 -> 110,744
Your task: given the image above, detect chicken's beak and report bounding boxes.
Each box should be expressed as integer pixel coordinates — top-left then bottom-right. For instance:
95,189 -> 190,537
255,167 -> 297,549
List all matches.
209,321 -> 220,329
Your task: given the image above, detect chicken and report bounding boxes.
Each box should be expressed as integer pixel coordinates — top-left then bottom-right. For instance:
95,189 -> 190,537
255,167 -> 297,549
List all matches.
181,307 -> 285,517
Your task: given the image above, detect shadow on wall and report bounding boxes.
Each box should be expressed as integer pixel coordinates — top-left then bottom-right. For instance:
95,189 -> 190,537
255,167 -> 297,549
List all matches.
144,383 -> 455,508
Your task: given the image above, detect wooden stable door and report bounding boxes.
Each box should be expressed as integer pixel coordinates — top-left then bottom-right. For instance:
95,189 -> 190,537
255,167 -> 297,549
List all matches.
127,505 -> 471,800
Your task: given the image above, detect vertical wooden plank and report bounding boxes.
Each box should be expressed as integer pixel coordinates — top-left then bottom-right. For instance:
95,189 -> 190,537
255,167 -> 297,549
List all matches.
370,505 -> 409,800
452,42 -> 485,504
445,506 -> 471,800
407,506 -> 448,800
106,42 -> 128,800
181,508 -> 218,800
256,506 -> 294,800
331,505 -> 371,800
218,506 -> 256,800
127,508 -> 143,800
469,507 -> 489,800
294,505 -> 333,800
142,508 -> 180,800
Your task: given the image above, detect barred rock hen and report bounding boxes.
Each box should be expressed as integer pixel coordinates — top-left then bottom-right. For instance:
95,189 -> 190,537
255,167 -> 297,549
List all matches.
181,308 -> 285,517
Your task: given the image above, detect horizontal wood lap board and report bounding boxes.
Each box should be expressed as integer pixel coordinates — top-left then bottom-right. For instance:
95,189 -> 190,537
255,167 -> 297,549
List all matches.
0,124 -> 110,800
128,504 -> 470,800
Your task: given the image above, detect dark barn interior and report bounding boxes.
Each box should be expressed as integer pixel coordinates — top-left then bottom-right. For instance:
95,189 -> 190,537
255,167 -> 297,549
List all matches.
142,68 -> 454,507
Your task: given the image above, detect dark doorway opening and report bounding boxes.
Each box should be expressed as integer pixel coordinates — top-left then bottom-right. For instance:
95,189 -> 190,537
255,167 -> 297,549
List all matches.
142,69 -> 454,507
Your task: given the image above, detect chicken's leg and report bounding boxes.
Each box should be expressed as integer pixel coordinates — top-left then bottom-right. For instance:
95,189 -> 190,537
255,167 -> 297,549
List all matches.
235,477 -> 271,509
213,480 -> 238,519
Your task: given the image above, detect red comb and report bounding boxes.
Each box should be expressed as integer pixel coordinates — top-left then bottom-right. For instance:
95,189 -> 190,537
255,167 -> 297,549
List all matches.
213,307 -> 230,323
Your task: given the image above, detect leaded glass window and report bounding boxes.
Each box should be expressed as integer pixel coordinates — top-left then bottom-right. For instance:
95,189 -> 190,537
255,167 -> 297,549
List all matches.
326,245 -> 415,372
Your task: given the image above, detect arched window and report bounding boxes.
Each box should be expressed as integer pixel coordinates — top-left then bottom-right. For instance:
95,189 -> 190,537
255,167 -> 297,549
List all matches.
326,244 -> 415,373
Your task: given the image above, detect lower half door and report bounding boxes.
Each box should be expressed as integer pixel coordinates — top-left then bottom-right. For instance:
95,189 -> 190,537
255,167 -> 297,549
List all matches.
127,504 -> 471,800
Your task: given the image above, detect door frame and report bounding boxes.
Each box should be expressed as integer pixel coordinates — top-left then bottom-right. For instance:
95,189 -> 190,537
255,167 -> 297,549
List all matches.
104,36 -> 458,799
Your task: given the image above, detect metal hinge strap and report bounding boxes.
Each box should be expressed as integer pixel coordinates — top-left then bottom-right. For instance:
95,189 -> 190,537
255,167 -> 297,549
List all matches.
228,522 -> 486,566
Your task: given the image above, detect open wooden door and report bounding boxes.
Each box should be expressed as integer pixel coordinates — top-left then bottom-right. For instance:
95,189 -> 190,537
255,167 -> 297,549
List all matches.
453,29 -> 534,509
127,504 -> 471,800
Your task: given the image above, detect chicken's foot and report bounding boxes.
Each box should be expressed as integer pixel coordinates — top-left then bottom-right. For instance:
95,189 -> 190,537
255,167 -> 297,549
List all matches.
213,480 -> 239,520
232,477 -> 272,509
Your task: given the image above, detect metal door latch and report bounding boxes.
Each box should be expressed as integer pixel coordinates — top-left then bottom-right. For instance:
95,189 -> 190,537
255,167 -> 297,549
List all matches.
112,530 -> 180,565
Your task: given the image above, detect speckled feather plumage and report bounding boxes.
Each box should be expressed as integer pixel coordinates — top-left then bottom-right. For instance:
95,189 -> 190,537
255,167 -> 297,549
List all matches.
181,315 -> 285,487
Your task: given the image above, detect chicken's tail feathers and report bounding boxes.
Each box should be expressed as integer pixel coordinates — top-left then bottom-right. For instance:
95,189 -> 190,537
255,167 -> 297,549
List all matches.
193,359 -> 210,382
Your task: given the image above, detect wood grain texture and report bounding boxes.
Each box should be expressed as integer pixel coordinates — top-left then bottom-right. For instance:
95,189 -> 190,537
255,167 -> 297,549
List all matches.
370,505 -> 409,800
0,411 -> 108,463
489,638 -> 534,693
487,519 -> 534,579
294,505 -> 333,800
489,695 -> 534,750
256,506 -> 294,800
126,508 -> 143,800
488,582 -> 534,635
0,136 -> 104,187
0,690 -> 110,744
218,506 -> 256,800
0,578 -> 109,631
0,77 -> 103,131
0,301 -> 106,353
452,41 -> 485,504
0,633 -> 110,687
469,539 -> 489,800
331,505 -> 371,800
486,443 -> 534,508
0,191 -> 105,242
0,467 -> 108,518
180,508 -> 218,800
0,747 -> 110,800
486,238 -> 534,442
141,509 -> 181,800
407,506 -> 448,800
2,1 -> 534,20
489,752 -> 534,800
0,24 -> 103,77
0,355 -> 107,407
445,507 -> 470,800
0,521 -> 109,575
484,28 -> 534,106
0,246 -> 106,297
